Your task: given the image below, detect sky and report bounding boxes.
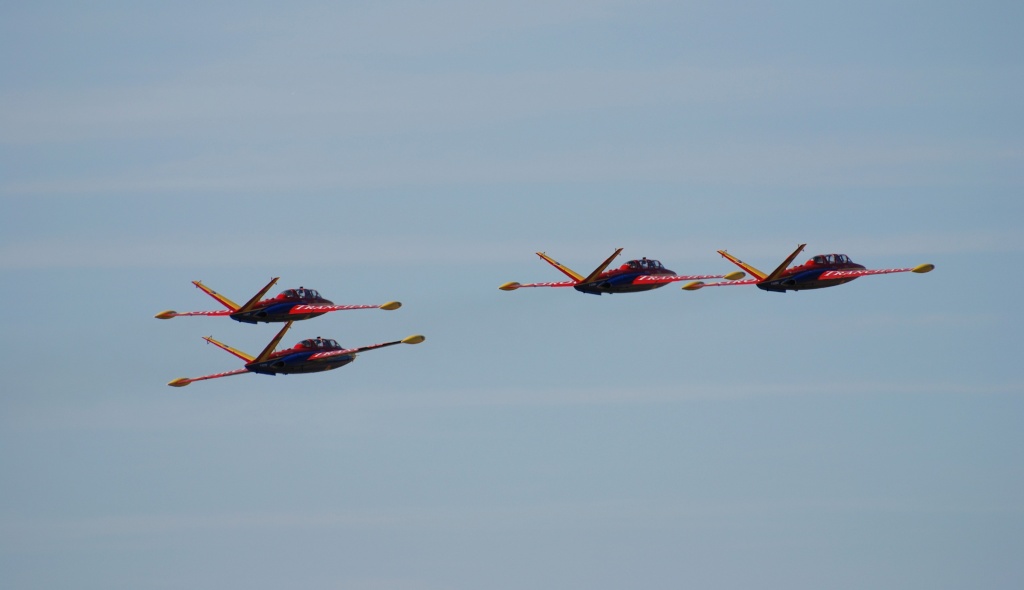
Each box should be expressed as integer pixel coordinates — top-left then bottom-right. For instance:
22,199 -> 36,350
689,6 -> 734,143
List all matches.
2,1 -> 1023,588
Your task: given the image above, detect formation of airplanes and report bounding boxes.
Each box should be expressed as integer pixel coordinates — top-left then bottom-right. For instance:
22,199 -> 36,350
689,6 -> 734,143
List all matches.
501,245 -> 933,296
498,248 -> 745,295
158,278 -> 424,387
158,244 -> 933,386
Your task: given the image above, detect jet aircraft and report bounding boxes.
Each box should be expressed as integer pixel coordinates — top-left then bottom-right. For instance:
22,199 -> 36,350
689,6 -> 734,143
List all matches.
156,277 -> 401,323
682,244 -> 934,293
167,321 -> 425,387
499,248 -> 744,295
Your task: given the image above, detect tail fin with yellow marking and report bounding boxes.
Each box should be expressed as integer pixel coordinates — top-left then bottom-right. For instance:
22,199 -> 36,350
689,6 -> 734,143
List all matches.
536,249 -> 625,284
581,248 -> 624,283
254,321 -> 294,363
193,281 -> 241,312
763,244 -> 807,282
236,277 -> 280,314
716,251 -> 767,281
536,252 -> 585,282
717,244 -> 807,284
202,335 -> 255,363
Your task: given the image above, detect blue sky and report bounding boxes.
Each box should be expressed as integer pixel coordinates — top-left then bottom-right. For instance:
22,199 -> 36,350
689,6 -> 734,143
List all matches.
2,1 -> 1023,588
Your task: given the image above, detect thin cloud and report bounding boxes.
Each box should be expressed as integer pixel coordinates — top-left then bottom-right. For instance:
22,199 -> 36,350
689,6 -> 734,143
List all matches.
7,379 -> 1021,435
6,491 -> 1021,548
2,63 -> 1009,145
0,229 -> 1019,270
3,135 -> 1017,197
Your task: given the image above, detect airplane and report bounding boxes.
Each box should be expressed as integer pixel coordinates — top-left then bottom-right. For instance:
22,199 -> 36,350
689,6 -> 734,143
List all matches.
167,321 -> 425,387
499,248 -> 745,295
155,277 -> 402,323
681,243 -> 934,293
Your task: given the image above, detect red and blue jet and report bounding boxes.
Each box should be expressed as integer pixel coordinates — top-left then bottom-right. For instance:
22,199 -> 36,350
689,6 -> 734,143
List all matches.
682,243 -> 935,293
156,277 -> 401,323
499,248 -> 745,295
167,321 -> 425,387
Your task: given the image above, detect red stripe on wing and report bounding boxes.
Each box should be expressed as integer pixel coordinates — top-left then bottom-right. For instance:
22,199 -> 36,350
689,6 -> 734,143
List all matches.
289,304 -> 380,314
187,368 -> 251,383
633,273 -> 731,284
308,349 -> 357,360
515,281 -> 577,288
309,340 -> 398,360
698,278 -> 761,287
818,268 -> 914,279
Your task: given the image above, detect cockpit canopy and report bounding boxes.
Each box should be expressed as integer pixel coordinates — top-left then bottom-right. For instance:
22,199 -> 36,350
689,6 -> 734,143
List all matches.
622,258 -> 665,271
810,254 -> 851,265
277,287 -> 321,300
295,337 -> 340,350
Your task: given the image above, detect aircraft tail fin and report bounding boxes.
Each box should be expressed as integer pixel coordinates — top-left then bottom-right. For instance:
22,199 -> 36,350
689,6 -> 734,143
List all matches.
536,252 -> 585,282
193,281 -> 241,312
716,250 -> 768,281
236,277 -> 280,313
202,335 -> 255,363
254,321 -> 294,363
763,243 -> 807,282
717,244 -> 807,283
581,248 -> 624,284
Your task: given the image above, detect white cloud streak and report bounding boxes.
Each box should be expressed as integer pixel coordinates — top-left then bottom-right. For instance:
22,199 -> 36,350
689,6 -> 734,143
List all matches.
5,492 -> 1021,548
0,229 -> 1019,270
5,379 -> 1021,435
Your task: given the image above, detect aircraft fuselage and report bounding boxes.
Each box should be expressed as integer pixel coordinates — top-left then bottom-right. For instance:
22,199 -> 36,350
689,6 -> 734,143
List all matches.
573,268 -> 676,295
757,261 -> 866,292
230,298 -> 334,323
246,350 -> 355,375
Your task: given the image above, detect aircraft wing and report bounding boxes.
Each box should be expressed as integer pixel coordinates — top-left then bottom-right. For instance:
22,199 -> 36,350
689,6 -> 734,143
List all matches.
818,264 -> 934,280
499,281 -> 577,290
289,302 -> 401,314
309,335 -> 425,361
682,278 -> 762,290
518,281 -> 577,287
632,273 -> 741,285
697,278 -> 760,286
308,342 -> 396,360
168,368 -> 250,387
155,309 -> 234,319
